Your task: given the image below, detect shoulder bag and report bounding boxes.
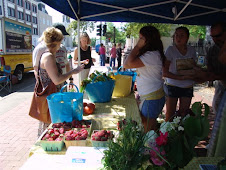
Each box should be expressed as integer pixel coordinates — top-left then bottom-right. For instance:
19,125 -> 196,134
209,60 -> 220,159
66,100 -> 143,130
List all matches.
29,56 -> 57,123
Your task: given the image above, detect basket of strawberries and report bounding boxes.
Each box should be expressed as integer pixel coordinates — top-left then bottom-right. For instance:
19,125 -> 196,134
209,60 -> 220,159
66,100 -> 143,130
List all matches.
64,129 -> 89,148
40,128 -> 65,151
91,130 -> 114,147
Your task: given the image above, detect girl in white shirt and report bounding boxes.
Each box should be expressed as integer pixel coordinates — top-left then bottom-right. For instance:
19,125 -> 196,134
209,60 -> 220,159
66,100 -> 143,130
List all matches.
163,27 -> 196,121
124,26 -> 166,132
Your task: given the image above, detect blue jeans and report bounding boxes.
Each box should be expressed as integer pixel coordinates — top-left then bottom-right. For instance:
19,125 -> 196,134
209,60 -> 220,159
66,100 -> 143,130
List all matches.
141,96 -> 165,118
100,54 -> 105,66
110,58 -> 116,67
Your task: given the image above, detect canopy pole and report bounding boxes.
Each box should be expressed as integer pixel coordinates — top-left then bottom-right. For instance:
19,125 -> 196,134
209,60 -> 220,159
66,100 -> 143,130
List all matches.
67,0 -> 79,20
174,0 -> 192,21
77,19 -> 81,88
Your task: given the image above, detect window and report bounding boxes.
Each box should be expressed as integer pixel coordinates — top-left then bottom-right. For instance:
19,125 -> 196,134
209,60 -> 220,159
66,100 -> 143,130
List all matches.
17,11 -> 24,20
26,14 -> 31,22
33,28 -> 38,35
25,1 -> 30,10
8,7 -> 15,17
8,0 -> 15,3
32,4 -> 37,13
0,6 -> 2,15
32,16 -> 37,24
17,0 -> 23,7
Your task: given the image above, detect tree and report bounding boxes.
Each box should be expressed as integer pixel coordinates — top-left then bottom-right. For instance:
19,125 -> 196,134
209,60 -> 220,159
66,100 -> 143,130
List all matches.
106,22 -> 126,44
123,23 -> 172,38
123,23 -> 206,39
67,20 -> 96,35
67,20 -> 96,46
181,24 -> 206,39
90,37 -> 96,47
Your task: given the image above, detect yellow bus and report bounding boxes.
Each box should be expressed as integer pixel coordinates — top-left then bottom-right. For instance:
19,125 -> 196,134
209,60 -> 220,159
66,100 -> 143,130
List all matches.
0,18 -> 33,81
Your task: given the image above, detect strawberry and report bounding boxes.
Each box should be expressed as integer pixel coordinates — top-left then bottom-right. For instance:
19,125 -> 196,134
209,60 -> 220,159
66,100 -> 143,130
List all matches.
65,136 -> 73,141
71,133 -> 77,139
52,123 -> 61,128
44,133 -> 50,139
48,129 -> 54,134
51,134 -> 58,140
54,128 -> 59,132
98,131 -> 105,137
54,131 -> 60,136
48,138 -> 54,141
75,136 -> 82,140
59,128 -> 64,134
55,137 -> 63,141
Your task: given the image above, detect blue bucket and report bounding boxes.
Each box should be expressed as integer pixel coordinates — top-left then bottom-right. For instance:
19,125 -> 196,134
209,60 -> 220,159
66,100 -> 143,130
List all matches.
47,84 -> 83,123
85,75 -> 115,103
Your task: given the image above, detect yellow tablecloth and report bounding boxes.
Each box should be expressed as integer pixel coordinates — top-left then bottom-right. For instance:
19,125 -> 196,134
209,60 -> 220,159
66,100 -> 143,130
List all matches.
29,93 -> 141,157
182,157 -> 224,170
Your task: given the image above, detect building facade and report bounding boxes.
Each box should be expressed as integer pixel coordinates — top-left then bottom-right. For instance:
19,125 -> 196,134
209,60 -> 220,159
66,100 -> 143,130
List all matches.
0,0 -> 52,47
62,14 -> 72,48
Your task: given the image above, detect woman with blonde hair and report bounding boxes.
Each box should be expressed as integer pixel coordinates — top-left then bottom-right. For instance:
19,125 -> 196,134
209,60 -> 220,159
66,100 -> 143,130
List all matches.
74,32 -> 96,81
36,27 -> 84,136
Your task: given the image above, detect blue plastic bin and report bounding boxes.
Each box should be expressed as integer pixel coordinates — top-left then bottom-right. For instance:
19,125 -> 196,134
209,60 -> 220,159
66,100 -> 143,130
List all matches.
85,76 -> 115,103
47,84 -> 83,123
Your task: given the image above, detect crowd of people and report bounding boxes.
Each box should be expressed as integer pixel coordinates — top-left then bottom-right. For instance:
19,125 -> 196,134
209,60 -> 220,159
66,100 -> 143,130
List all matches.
31,22 -> 226,157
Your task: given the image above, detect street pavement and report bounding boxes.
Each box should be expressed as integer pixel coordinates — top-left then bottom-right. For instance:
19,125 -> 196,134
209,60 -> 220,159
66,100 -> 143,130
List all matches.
0,50 -> 214,170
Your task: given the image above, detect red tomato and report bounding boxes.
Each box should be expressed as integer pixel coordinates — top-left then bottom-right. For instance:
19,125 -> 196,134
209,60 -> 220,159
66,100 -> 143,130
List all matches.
87,103 -> 95,110
84,106 -> 93,115
83,102 -> 88,107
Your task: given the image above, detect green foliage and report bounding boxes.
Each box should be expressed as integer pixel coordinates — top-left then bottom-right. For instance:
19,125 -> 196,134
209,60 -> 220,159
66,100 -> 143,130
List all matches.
184,102 -> 210,140
80,70 -> 113,92
123,23 -> 206,39
102,119 -> 148,170
181,24 -> 206,39
123,23 -> 172,38
90,37 -> 96,47
106,22 -> 126,44
67,21 -> 96,45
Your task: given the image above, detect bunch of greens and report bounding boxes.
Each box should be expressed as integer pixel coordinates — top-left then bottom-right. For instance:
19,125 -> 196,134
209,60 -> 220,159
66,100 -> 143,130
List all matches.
102,119 -> 149,170
80,70 -> 114,92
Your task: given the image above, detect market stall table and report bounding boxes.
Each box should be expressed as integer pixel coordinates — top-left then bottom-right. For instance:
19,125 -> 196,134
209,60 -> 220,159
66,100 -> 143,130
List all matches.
28,93 -> 141,157
182,157 -> 224,170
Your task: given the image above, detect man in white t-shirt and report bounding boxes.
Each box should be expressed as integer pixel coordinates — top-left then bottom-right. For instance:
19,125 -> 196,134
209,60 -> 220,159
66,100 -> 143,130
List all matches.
32,23 -> 72,84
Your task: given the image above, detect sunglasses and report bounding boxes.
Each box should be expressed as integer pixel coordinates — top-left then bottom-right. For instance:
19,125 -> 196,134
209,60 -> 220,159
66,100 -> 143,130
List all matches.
211,32 -> 224,38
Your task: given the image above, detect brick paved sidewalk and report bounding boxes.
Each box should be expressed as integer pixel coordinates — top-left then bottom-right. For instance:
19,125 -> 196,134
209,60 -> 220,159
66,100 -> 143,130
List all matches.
0,71 -> 214,170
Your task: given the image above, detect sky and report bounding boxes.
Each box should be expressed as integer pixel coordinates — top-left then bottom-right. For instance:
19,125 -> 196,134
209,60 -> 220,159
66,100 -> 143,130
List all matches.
45,5 -> 124,38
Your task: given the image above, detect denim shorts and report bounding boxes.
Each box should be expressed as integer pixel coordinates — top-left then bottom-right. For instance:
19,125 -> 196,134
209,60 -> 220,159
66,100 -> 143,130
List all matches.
141,96 -> 165,119
164,84 -> 193,98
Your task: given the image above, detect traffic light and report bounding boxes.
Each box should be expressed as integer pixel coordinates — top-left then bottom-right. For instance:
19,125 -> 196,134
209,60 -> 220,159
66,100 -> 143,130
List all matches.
96,24 -> 102,36
103,25 -> 107,36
